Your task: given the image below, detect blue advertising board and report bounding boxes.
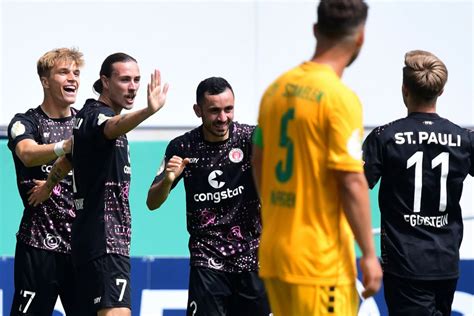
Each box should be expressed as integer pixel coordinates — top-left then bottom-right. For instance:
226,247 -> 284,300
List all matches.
1,257 -> 473,316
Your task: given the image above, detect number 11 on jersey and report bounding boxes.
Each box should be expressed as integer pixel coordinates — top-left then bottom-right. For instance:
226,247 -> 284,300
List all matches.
406,151 -> 449,213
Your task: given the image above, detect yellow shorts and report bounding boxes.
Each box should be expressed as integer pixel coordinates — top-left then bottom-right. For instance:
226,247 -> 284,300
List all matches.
263,278 -> 358,316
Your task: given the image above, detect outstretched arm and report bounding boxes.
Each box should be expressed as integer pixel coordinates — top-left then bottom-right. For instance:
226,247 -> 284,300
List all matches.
335,170 -> 382,299
146,156 -> 189,210
104,70 -> 169,139
28,155 -> 73,206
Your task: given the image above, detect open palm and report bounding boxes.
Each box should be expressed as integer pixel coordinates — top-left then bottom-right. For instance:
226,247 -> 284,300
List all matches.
147,69 -> 169,113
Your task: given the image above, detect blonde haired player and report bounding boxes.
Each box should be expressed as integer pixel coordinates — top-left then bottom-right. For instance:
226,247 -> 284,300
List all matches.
363,50 -> 470,315
8,48 -> 83,315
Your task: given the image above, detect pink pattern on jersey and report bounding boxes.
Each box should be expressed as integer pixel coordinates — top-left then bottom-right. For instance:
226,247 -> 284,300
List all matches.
227,226 -> 243,241
53,184 -> 62,196
199,210 -> 216,226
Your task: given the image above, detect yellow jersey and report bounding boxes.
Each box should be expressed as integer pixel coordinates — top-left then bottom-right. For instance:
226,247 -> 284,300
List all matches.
255,61 -> 364,285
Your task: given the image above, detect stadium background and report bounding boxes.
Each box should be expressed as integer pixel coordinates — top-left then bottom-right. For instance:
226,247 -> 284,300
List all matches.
0,0 -> 473,315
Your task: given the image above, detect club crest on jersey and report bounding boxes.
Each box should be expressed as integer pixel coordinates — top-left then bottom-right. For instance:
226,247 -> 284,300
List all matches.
229,148 -> 244,163
347,129 -> 362,160
10,121 -> 25,139
156,158 -> 165,175
97,113 -> 112,126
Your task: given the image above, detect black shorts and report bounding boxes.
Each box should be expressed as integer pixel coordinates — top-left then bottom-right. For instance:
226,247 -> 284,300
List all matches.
10,241 -> 78,316
187,266 -> 271,316
76,254 -> 131,314
383,273 -> 458,316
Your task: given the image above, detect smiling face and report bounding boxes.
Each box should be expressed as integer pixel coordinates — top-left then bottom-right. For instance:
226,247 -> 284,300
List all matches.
194,87 -> 234,142
101,61 -> 140,113
41,59 -> 81,109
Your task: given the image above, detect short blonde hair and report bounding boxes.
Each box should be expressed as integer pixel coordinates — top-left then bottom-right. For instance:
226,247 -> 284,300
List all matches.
403,50 -> 448,101
37,47 -> 84,78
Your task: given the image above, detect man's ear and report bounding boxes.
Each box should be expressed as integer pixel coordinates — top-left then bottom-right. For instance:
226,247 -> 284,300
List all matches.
40,76 -> 49,89
355,27 -> 365,48
193,104 -> 202,118
438,88 -> 444,97
402,84 -> 409,97
313,23 -> 318,38
101,75 -> 109,90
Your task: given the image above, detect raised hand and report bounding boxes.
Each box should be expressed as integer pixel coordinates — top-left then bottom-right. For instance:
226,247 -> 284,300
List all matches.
147,69 -> 169,114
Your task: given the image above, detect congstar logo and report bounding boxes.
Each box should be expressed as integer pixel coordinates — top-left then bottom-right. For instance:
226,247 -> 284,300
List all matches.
208,170 -> 225,189
193,170 -> 244,203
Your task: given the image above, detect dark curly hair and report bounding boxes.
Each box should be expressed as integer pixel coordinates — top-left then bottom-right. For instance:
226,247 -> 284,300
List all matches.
317,0 -> 369,38
196,77 -> 234,106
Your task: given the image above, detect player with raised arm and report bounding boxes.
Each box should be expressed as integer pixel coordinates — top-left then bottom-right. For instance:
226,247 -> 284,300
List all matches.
363,50 -> 473,315
29,52 -> 168,316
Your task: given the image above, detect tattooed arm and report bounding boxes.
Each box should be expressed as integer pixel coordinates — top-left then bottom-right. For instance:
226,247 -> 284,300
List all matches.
28,155 -> 73,206
103,70 -> 169,140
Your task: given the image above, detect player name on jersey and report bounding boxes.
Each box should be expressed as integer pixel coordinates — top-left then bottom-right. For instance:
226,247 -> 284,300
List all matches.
404,213 -> 449,228
394,131 -> 461,147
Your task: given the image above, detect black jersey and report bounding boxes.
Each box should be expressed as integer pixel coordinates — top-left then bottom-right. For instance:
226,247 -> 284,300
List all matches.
71,99 -> 131,265
153,123 -> 262,273
363,112 -> 474,280
7,106 -> 76,254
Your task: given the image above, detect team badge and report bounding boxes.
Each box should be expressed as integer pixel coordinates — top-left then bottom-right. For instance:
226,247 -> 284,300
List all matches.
97,113 -> 112,125
347,129 -> 362,160
10,121 -> 25,139
156,158 -> 165,175
229,148 -> 244,163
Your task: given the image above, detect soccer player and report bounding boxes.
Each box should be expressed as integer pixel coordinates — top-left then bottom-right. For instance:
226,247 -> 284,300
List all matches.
28,52 -> 169,316
146,77 -> 270,316
251,0 -> 382,315
363,50 -> 472,315
7,48 -> 83,315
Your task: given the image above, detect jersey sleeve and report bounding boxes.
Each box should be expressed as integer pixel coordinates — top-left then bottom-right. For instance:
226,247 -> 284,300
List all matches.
362,129 -> 383,189
326,92 -> 364,172
7,113 -> 39,152
77,105 -> 116,147
252,126 -> 263,149
151,139 -> 183,190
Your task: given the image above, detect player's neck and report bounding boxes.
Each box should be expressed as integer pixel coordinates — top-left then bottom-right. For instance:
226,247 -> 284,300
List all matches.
311,46 -> 352,78
40,99 -> 71,119
98,95 -> 122,114
407,103 -> 437,114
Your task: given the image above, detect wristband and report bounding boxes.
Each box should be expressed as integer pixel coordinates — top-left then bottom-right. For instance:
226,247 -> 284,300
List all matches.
54,140 -> 65,157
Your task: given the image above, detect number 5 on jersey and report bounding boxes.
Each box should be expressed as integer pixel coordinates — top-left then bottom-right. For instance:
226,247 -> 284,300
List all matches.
276,108 -> 295,183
